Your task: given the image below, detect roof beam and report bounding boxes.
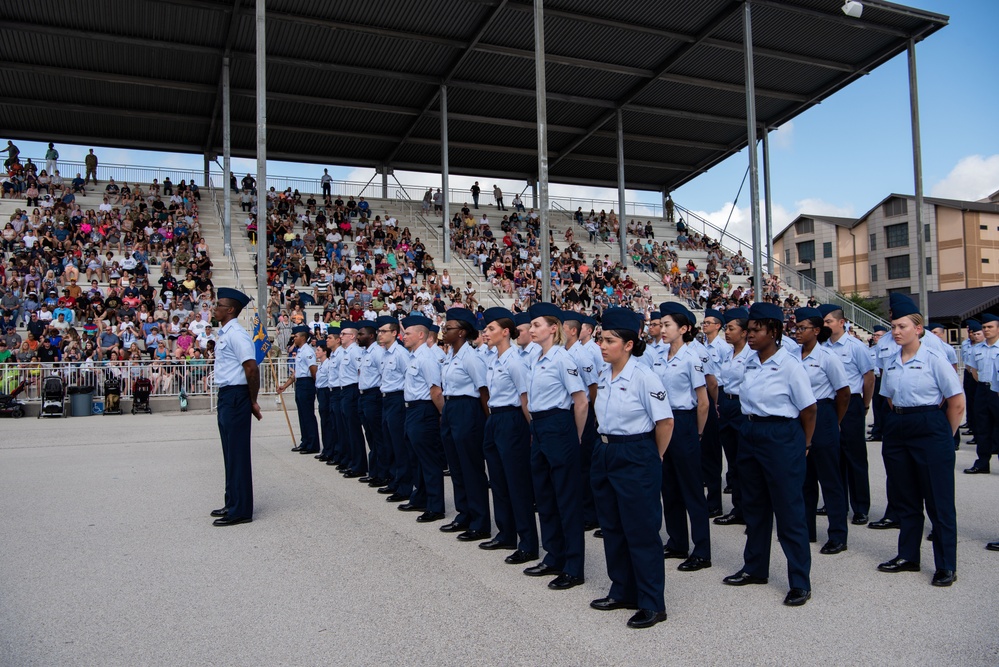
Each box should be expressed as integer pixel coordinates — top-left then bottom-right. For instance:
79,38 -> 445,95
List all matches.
3,99 -> 210,125
0,21 -> 218,56
550,1 -> 745,169
204,0 -> 247,152
383,0 -> 511,165
2,62 -> 217,94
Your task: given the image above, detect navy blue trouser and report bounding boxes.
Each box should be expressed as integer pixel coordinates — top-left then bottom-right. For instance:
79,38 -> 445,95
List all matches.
718,392 -> 744,518
592,434 -> 665,612
839,394 -> 870,516
963,370 -> 977,434
530,409 -> 584,578
294,378 -> 320,452
882,409 -> 957,571
484,407 -> 538,554
359,390 -> 386,479
702,394 -> 723,513
804,399 -> 848,544
870,374 -> 885,438
340,384 -> 367,474
217,385 -> 253,519
382,392 -> 409,495
329,387 -> 344,462
738,417 -> 811,591
406,401 -> 445,513
317,387 -> 334,457
581,405 -> 598,526
973,384 -> 998,469
441,396 -> 490,532
662,409 -> 711,559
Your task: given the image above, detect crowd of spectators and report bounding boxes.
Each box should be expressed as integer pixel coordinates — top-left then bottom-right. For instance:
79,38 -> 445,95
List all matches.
0,146 -> 222,394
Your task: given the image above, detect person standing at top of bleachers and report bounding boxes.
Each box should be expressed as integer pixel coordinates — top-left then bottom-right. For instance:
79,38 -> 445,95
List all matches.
84,149 -> 98,185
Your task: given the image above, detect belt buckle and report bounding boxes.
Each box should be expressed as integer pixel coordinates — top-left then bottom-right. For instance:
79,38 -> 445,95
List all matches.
405,402 -> 410,408
600,434 -> 609,443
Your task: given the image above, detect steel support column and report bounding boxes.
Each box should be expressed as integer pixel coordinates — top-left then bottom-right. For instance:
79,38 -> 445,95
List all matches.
203,153 -> 210,192
743,2 -> 764,300
222,57 -> 232,258
616,109 -> 627,267
381,168 -> 388,199
908,39 -> 927,315
531,180 -> 538,209
535,0 -> 551,303
440,84 -> 450,263
762,126 -> 774,275
255,0 -> 268,313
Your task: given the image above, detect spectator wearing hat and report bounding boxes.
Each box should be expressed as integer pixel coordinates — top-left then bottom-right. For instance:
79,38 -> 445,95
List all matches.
723,302 -> 816,607
277,325 -> 320,455
210,288 -> 261,527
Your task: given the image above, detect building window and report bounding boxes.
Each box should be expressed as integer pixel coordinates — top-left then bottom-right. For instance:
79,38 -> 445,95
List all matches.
926,257 -> 932,275
870,264 -> 878,282
981,225 -> 988,231
795,218 -> 814,235
984,258 -> 991,264
823,241 -> 832,259
869,233 -> 877,251
797,240 -> 815,263
784,249 -> 791,265
802,268 -> 816,282
824,271 -> 834,287
924,223 -> 930,240
885,223 -> 909,249
883,198 -> 908,217
886,255 -> 910,280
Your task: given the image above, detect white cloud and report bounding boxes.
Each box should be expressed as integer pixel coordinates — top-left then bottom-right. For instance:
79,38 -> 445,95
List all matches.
930,154 -> 999,201
769,121 -> 794,151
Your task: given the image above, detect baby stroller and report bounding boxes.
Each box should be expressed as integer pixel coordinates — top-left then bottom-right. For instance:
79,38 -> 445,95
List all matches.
103,376 -> 123,416
0,380 -> 28,418
37,376 -> 66,418
131,377 -> 153,414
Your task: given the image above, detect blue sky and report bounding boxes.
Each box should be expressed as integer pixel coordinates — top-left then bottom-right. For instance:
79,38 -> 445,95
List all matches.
7,0 -> 996,247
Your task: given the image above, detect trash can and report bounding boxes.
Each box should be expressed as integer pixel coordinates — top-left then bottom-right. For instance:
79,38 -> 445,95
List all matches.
68,386 -> 94,417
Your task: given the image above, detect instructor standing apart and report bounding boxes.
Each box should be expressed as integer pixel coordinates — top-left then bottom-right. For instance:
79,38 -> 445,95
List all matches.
211,288 -> 261,527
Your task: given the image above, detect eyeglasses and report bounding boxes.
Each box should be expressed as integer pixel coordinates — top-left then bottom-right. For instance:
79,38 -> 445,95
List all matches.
376,328 -> 394,334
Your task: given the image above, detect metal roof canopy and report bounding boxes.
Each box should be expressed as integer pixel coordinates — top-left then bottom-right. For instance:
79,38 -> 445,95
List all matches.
0,0 -> 947,194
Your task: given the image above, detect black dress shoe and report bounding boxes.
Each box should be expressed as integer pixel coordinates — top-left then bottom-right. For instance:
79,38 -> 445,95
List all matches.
367,478 -> 389,488
335,463 -> 349,471
713,512 -> 746,526
397,503 -> 426,512
291,446 -> 304,452
663,546 -> 688,560
439,520 -> 469,533
819,541 -> 848,555
868,517 -> 900,530
708,508 -> 723,519
593,529 -> 604,538
723,571 -> 768,586
877,556 -> 920,573
627,609 -> 668,629
723,485 -> 733,494
783,588 -> 811,606
986,541 -> 999,552
386,493 -> 409,503
851,513 -> 869,526
343,470 -> 364,478
213,516 -> 251,526
968,439 -> 978,445
926,531 -> 934,542
416,511 -> 445,523
358,475 -> 373,483
964,465 -> 990,474
583,521 -> 600,531
315,454 -> 329,460
677,556 -> 712,572
524,562 -> 562,577
590,596 -> 638,611
931,569 -> 956,587
210,508 -> 227,517
505,550 -> 538,565
326,460 -> 339,466
443,468 -> 451,477
377,486 -> 396,495
456,529 -> 491,542
479,537 -> 516,550
548,573 -> 584,590
866,435 -> 881,442
816,506 -> 827,516
300,449 -> 319,454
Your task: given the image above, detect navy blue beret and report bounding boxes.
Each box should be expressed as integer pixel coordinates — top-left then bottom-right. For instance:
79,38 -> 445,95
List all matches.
513,312 -> 532,327
375,315 -> 398,329
872,325 -> 888,333
291,325 -> 310,335
748,303 -> 784,322
724,307 -> 749,323
794,307 -> 822,322
927,322 -> 945,331
817,304 -> 842,317
981,313 -> 999,324
482,307 -> 515,327
888,292 -> 920,319
217,287 -> 251,308
327,325 -> 341,335
429,324 -> 440,334
660,302 -> 694,325
528,302 -> 563,322
401,315 -> 433,329
966,319 -> 982,332
601,307 -> 642,333
446,308 -> 478,328
355,320 -> 377,330
703,308 -> 724,323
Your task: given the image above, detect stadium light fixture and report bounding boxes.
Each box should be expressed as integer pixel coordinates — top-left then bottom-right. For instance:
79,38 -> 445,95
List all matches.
842,1 -> 864,18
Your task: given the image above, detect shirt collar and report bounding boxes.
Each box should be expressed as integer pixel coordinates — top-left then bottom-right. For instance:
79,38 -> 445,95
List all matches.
612,356 -> 638,383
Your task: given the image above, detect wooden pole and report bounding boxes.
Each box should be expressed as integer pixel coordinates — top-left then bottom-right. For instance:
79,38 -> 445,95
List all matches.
268,357 -> 296,446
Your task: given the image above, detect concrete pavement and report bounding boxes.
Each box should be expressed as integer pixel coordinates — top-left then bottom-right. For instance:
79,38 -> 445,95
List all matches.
1,412 -> 998,666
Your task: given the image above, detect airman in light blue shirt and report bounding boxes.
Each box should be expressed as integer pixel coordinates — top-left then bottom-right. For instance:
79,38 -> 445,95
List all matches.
741,346 -> 816,418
